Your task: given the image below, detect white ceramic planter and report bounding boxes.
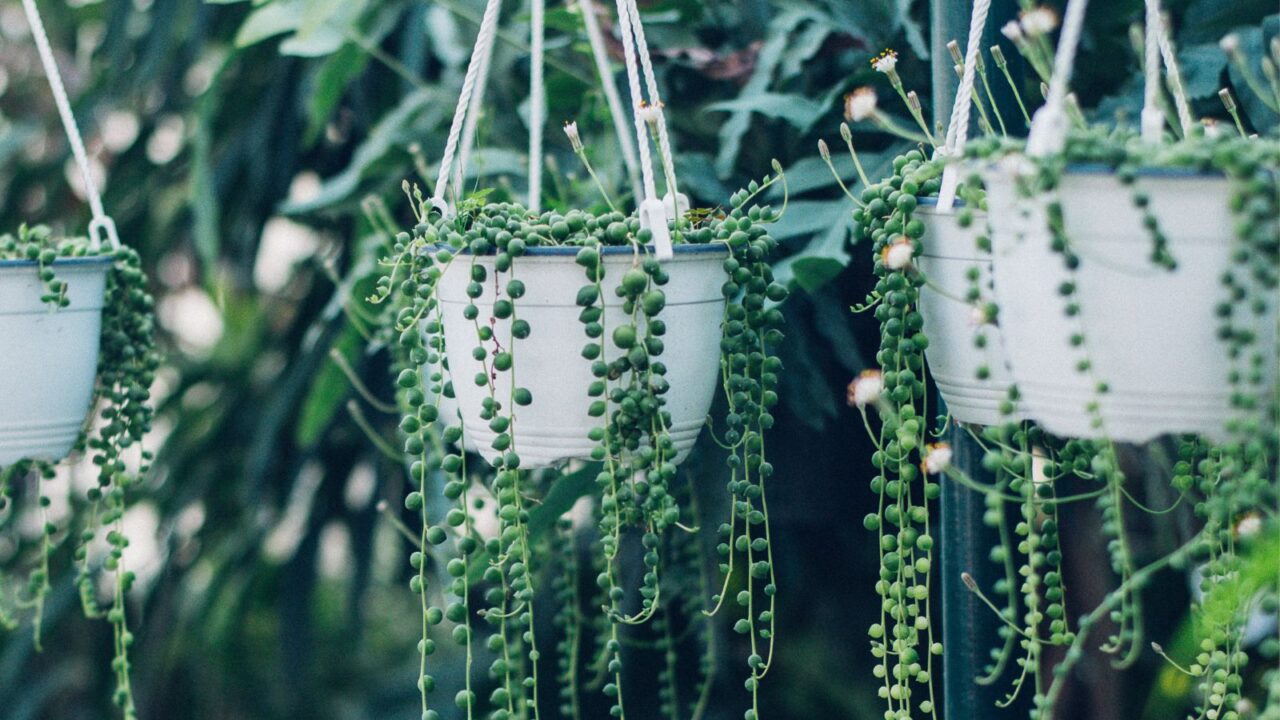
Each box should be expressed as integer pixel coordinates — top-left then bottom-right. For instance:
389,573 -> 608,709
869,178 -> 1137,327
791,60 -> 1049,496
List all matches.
916,201 -> 1017,426
0,258 -> 110,466
436,245 -> 728,468
985,166 -> 1274,442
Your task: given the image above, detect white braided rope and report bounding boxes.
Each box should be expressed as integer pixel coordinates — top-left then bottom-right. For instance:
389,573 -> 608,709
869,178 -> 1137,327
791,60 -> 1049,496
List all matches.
1027,0 -> 1090,157
432,0 -> 503,215
1141,0 -> 1165,142
528,0 -> 545,211
580,0 -> 642,201
1156,12 -> 1194,138
612,0 -> 658,204
937,0 -> 992,211
20,0 -> 119,250
622,0 -> 678,203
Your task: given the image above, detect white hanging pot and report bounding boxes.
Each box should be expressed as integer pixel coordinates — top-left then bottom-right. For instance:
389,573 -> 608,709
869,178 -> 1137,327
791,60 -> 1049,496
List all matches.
985,165 -> 1274,442
0,257 -> 110,466
916,201 -> 1017,426
436,244 -> 728,468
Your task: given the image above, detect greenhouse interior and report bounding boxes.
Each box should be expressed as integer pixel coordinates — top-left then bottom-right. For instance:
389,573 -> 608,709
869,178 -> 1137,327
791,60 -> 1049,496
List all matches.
0,0 -> 1277,718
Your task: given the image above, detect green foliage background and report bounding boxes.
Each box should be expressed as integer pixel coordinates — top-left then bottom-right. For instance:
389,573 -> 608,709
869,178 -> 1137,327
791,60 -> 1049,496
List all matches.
0,1 -> 1274,718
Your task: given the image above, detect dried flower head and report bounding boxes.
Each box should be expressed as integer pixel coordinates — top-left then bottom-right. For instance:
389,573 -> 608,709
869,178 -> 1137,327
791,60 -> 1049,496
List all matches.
848,369 -> 884,409
990,44 -> 1009,67
638,100 -> 665,127
563,121 -> 583,152
871,49 -> 898,74
1236,512 -> 1262,539
922,443 -> 953,475
1020,7 -> 1058,36
906,90 -> 923,114
1219,33 -> 1241,56
844,87 -> 878,122
968,304 -> 991,328
1001,20 -> 1024,43
882,235 -> 914,270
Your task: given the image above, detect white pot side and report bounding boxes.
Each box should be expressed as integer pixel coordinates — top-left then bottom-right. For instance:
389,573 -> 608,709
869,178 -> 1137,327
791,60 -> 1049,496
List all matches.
0,258 -> 110,466
916,203 -> 1018,426
985,167 -> 1275,443
435,246 -> 729,468
416,345 -> 474,452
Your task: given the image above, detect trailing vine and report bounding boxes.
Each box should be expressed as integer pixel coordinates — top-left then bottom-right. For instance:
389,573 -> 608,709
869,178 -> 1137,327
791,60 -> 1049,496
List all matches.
0,225 -> 159,719
370,169 -> 787,720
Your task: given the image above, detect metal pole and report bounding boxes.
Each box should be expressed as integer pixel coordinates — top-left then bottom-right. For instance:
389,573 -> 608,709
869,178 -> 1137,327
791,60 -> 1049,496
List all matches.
932,1 -> 1029,718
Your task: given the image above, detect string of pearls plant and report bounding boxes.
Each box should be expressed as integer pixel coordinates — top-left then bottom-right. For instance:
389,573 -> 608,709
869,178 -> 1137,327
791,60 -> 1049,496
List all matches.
833,13 -> 1280,718
368,151 -> 789,719
0,225 -> 159,719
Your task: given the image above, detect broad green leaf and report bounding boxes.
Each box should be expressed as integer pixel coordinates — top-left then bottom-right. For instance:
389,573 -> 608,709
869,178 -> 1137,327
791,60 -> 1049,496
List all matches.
770,200 -> 854,291
466,463 -> 601,584
769,199 -> 854,241
304,42 -> 370,146
294,324 -> 361,447
778,20 -> 832,82
525,463 -> 601,540
1225,18 -> 1280,135
707,92 -> 827,133
787,255 -> 847,292
812,289 -> 868,374
1177,44 -> 1228,100
714,7 -> 821,176
281,89 -> 441,214
675,153 -> 732,206
817,0 -> 894,47
1181,0 -> 1277,43
279,26 -> 346,57
234,1 -> 301,48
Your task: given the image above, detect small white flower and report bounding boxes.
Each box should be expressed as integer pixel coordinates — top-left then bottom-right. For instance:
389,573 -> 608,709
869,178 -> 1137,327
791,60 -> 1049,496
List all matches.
923,443 -> 953,475
844,87 -> 878,122
969,304 -> 990,327
563,121 -> 582,152
638,101 -> 665,128
1001,20 -> 1024,42
1219,33 -> 1241,56
1201,118 -> 1223,139
848,370 -> 883,409
882,236 -> 914,270
871,49 -> 898,74
1236,513 -> 1262,538
1020,7 -> 1058,37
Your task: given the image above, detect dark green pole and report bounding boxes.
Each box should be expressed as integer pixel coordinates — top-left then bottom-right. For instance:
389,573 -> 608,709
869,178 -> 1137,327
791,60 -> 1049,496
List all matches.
931,1 -> 1029,718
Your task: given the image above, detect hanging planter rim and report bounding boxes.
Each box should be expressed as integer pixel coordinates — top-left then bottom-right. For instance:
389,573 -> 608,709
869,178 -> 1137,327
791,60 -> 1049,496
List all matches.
1063,162 -> 1227,179
972,158 -> 1235,180
425,242 -> 730,258
0,255 -> 114,269
915,197 -> 969,208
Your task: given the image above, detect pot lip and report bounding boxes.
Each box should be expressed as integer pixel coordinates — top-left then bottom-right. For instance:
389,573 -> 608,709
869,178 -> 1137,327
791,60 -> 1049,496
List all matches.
1063,162 -> 1225,179
428,242 -> 731,257
0,255 -> 114,269
916,197 -> 969,209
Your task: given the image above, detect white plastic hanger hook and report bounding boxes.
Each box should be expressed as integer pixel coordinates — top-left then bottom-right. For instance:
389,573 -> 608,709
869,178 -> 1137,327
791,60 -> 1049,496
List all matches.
1027,0 -> 1091,158
639,198 -> 673,260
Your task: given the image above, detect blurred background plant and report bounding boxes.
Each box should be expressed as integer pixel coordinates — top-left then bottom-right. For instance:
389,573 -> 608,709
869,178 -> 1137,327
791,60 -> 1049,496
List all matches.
0,1 -> 1274,719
